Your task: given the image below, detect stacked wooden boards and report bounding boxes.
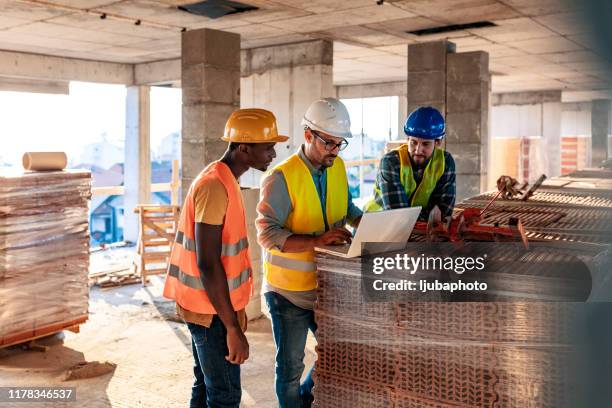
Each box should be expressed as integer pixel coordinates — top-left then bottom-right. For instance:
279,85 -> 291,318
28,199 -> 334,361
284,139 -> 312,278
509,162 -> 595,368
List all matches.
1,169 -> 91,347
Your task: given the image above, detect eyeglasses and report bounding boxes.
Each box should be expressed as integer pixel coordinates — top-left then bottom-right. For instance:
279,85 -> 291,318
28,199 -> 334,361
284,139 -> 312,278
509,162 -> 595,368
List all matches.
310,129 -> 348,152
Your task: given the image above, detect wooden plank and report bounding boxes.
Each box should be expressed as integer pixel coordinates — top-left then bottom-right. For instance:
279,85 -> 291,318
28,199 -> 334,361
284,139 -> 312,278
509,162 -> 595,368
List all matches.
142,253 -> 170,261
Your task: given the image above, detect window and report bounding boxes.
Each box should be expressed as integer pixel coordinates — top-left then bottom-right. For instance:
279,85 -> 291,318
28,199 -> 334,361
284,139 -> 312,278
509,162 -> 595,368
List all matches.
340,96 -> 399,202
150,86 -> 182,205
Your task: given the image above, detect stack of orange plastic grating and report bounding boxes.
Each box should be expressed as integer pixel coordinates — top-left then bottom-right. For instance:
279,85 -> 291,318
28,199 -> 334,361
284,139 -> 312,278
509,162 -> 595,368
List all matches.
313,171 -> 612,407
1,169 -> 91,347
313,251 -> 586,407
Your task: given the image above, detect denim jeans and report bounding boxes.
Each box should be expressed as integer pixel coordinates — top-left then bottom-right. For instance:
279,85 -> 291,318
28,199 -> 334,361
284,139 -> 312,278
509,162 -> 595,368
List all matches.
264,291 -> 317,408
187,317 -> 241,408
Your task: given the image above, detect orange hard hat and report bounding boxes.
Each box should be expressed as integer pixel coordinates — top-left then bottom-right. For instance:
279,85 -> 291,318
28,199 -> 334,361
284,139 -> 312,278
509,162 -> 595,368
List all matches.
221,108 -> 289,143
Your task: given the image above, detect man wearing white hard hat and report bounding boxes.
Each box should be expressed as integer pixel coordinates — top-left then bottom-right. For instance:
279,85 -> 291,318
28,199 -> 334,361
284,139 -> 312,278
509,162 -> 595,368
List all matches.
256,98 -> 362,407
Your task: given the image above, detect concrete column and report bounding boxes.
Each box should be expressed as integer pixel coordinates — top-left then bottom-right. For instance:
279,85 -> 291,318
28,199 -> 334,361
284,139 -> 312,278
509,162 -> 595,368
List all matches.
181,28 -> 240,201
446,52 -> 490,200
242,188 -> 263,319
591,99 -> 611,166
240,40 -> 334,186
407,40 -> 490,201
407,41 -> 456,117
124,85 -> 151,243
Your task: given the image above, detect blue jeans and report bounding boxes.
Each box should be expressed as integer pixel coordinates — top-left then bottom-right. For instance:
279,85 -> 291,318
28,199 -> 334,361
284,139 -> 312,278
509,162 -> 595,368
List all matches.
187,317 -> 241,408
265,291 -> 317,408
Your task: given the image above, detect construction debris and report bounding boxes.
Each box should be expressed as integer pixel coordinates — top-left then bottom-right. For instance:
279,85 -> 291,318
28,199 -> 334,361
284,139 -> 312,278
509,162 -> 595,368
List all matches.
89,267 -> 141,288
1,169 -> 91,348
62,361 -> 116,381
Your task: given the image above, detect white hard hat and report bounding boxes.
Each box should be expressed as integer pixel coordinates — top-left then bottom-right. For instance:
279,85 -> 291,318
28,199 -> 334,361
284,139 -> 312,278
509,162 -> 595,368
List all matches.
301,98 -> 352,139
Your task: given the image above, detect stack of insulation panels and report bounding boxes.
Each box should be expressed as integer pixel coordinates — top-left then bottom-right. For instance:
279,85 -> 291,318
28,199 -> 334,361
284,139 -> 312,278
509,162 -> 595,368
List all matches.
0,170 -> 91,347
313,171 -> 612,407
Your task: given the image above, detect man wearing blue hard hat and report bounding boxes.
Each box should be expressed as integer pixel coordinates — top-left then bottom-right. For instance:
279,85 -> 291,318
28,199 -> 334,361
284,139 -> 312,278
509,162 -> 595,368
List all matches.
364,106 -> 456,219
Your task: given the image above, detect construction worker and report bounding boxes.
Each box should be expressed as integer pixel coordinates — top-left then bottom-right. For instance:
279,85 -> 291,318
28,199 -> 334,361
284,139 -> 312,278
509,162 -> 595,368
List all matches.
163,109 -> 288,408
256,98 -> 362,407
364,106 -> 456,219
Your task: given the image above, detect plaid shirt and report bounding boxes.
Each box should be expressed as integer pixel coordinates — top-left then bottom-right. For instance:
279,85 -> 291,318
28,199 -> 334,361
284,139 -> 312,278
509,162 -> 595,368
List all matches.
371,149 -> 456,220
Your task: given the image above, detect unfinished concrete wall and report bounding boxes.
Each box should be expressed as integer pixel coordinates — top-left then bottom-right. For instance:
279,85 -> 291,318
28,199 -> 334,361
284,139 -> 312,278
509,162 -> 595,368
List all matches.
240,40 -> 334,187
491,91 -> 563,186
591,99 -> 611,166
242,188 -> 263,319
181,28 -> 240,201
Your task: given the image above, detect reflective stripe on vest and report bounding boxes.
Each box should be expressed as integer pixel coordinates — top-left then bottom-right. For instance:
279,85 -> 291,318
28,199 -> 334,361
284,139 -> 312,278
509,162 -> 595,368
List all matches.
162,161 -> 253,315
175,231 -> 249,256
168,264 -> 252,291
263,153 -> 349,291
264,251 -> 317,272
364,145 -> 445,212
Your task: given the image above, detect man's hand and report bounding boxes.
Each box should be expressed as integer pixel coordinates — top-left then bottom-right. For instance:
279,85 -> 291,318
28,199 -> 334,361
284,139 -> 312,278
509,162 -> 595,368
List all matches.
226,327 -> 249,365
314,227 -> 352,246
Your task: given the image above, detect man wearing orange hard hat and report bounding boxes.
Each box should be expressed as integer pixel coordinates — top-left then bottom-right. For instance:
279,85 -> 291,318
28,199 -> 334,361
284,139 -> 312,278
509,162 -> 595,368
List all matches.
163,108 -> 288,408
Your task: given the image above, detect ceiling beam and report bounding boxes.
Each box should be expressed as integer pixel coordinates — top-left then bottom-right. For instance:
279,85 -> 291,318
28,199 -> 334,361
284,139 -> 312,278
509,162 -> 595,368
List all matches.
0,50 -> 133,85
134,59 -> 180,86
0,76 -> 69,94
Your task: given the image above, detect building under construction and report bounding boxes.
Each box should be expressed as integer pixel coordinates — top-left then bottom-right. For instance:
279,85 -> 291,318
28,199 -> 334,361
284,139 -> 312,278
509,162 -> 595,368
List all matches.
1,1 -> 612,407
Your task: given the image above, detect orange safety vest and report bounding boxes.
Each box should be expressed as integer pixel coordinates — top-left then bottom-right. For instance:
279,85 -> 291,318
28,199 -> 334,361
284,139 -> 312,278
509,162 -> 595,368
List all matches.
163,161 -> 253,314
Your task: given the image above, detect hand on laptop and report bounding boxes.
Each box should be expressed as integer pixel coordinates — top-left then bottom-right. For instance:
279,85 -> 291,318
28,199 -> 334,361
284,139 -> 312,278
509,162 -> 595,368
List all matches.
315,227 -> 353,246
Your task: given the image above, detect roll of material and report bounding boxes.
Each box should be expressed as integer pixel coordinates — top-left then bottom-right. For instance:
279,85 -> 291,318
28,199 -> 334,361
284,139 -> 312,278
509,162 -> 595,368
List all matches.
22,152 -> 68,171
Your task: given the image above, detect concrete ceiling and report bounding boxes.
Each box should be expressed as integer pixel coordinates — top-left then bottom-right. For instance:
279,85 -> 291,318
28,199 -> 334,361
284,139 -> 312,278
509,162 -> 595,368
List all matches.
0,0 -> 609,100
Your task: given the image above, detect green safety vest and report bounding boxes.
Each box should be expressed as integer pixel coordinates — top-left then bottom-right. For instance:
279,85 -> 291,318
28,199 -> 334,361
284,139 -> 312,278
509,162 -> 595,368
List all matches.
364,144 -> 445,212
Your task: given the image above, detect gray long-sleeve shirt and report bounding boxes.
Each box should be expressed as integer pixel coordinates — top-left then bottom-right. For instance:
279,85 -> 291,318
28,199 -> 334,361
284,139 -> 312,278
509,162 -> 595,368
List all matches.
256,146 -> 362,310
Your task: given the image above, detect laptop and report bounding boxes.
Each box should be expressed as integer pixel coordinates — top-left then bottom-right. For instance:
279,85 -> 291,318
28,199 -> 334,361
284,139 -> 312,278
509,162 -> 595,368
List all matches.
315,206 -> 421,258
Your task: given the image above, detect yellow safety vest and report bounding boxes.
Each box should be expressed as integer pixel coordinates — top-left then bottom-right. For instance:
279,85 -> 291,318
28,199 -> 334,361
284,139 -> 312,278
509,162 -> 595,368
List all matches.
263,153 -> 348,291
364,144 -> 445,212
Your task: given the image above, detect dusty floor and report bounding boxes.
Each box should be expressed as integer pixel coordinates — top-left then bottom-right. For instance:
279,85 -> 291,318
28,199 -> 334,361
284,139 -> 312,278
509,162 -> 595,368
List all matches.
0,275 -> 316,407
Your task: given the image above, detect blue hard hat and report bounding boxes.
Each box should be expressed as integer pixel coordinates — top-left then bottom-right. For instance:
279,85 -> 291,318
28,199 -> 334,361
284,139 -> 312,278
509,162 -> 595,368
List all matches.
403,107 -> 445,139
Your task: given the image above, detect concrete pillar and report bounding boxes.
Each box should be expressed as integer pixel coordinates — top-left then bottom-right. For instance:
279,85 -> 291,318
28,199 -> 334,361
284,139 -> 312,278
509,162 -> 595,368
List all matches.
124,85 -> 151,243
407,41 -> 456,116
181,28 -> 240,202
242,188 -> 263,319
446,51 -> 490,201
591,99 -> 611,166
240,40 -> 334,186
407,41 -> 490,201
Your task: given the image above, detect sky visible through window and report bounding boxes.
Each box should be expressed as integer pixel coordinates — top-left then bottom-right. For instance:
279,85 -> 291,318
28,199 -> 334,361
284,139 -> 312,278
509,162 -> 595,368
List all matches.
0,82 -> 181,169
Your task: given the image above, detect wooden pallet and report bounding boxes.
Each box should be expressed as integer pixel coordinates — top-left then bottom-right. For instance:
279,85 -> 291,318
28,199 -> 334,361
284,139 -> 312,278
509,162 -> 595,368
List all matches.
0,316 -> 88,349
134,204 -> 180,285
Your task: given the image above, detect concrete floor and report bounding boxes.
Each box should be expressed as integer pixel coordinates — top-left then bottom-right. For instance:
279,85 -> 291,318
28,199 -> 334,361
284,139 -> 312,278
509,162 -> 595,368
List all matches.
0,276 -> 316,407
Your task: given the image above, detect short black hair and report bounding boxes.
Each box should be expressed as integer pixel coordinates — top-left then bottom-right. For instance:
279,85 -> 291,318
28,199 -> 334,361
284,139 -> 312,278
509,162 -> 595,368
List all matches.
229,142 -> 256,151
